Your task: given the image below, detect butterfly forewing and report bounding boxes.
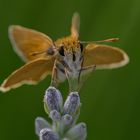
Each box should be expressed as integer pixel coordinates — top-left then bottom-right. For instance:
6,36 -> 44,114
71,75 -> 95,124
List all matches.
9,25 -> 54,62
83,44 -> 129,69
0,58 -> 54,92
71,12 -> 80,39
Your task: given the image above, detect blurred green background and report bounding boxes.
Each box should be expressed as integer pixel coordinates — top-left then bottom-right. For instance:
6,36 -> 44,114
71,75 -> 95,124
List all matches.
0,0 -> 139,140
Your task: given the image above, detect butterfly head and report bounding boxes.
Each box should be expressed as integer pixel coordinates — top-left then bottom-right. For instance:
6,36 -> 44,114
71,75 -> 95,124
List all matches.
55,37 -> 83,62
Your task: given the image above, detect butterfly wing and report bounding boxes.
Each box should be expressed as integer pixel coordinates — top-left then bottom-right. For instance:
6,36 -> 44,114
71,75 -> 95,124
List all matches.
83,44 -> 129,69
71,12 -> 80,39
9,25 -> 54,62
0,58 -> 55,92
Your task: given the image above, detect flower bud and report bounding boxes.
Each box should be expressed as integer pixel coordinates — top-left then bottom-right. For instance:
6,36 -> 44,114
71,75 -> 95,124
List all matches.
40,128 -> 59,140
62,114 -> 73,126
58,114 -> 73,135
49,110 -> 61,122
35,117 -> 51,136
44,86 -> 63,114
65,123 -> 87,140
63,92 -> 80,116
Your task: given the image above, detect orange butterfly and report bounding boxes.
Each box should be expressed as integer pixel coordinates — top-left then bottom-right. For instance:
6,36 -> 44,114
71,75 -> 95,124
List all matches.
0,13 -> 129,92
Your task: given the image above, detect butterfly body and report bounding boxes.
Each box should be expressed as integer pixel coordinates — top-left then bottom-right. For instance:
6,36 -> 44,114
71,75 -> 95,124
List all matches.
53,36 -> 86,90
0,13 -> 129,92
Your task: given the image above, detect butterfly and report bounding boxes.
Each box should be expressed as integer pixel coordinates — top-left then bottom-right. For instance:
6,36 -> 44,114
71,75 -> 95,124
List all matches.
0,13 -> 129,92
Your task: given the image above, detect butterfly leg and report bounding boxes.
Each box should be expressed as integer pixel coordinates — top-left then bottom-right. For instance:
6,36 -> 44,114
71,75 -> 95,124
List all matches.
51,60 -> 66,88
78,65 -> 96,91
51,60 -> 59,87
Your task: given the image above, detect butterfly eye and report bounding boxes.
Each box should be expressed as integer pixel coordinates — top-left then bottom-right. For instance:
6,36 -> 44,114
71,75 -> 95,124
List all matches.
59,46 -> 65,56
79,43 -> 83,52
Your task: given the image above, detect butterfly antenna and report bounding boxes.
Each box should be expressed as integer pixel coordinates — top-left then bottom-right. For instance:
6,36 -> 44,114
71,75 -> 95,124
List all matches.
80,38 -> 119,44
30,50 -> 46,56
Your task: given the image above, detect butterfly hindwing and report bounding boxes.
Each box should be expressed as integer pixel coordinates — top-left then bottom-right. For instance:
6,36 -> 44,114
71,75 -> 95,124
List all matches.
0,58 -> 55,92
83,44 -> 129,69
